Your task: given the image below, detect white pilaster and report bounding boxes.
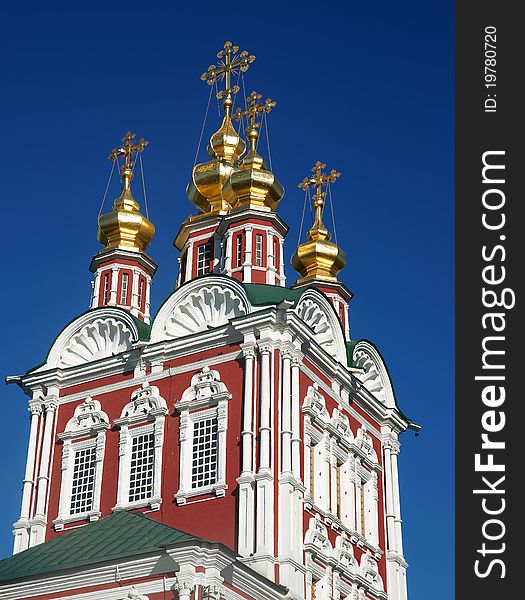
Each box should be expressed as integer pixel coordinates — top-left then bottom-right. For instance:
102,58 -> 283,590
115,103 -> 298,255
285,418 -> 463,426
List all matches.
243,227 -> 253,283
109,266 -> 119,304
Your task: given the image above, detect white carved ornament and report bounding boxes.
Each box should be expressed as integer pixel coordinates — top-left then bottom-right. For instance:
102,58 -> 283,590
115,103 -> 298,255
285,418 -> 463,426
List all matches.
163,285 -> 247,339
304,516 -> 333,558
330,407 -> 354,444
64,397 -> 109,433
58,318 -> 134,368
334,534 -> 357,572
177,366 -> 231,410
119,382 -> 167,422
356,425 -> 378,462
302,383 -> 330,424
353,349 -> 385,400
296,297 -> 339,357
359,552 -> 384,591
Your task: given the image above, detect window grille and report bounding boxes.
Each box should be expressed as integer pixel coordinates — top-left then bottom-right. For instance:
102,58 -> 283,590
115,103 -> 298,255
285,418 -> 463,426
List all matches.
129,433 -> 155,502
191,417 -> 218,489
255,234 -> 263,266
197,243 -> 212,276
236,234 -> 243,267
120,273 -> 129,304
70,446 -> 97,515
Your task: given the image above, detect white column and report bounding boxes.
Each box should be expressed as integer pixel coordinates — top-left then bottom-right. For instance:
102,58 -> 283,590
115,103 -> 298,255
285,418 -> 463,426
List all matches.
144,274 -> 152,323
241,345 -> 256,475
278,238 -> 285,286
212,234 -> 221,273
383,442 -> 397,552
31,393 -> 58,546
281,351 -> 292,475
109,266 -> 119,304
152,415 -> 164,507
258,344 -> 271,473
223,231 -> 233,275
390,442 -> 404,555
291,354 -> 301,479
267,231 -> 276,285
185,241 -> 194,281
243,227 -> 253,283
175,412 -> 192,504
13,398 -> 43,553
91,270 -> 101,308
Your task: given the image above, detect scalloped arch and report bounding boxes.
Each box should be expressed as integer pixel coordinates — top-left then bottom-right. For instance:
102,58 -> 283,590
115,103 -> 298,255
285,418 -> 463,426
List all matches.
352,340 -> 396,408
295,289 -> 346,364
150,277 -> 252,342
41,308 -> 140,371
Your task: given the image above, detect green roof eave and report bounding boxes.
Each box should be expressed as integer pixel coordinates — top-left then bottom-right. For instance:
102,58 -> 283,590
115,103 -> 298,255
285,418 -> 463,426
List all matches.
242,283 -> 303,307
0,511 -> 205,583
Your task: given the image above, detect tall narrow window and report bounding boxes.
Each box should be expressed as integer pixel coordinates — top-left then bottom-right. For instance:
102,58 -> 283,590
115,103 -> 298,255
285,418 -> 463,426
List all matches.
70,447 -> 97,515
54,397 -> 109,530
129,432 -> 155,502
255,234 -> 263,266
120,273 -> 129,304
191,417 -> 218,489
103,272 -> 110,305
175,367 -> 231,504
197,242 -> 212,276
180,251 -> 188,284
236,234 -> 244,267
138,277 -> 145,309
273,236 -> 279,271
114,383 -> 167,511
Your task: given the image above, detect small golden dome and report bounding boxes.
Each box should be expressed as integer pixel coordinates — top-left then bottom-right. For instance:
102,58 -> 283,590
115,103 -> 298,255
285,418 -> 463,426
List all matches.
222,91 -> 283,211
97,132 -> 155,253
291,162 -> 346,284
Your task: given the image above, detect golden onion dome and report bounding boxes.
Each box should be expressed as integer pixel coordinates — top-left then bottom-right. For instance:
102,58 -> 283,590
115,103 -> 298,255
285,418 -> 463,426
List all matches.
291,162 -> 346,284
188,114 -> 246,214
97,132 -> 155,253
223,121 -> 284,212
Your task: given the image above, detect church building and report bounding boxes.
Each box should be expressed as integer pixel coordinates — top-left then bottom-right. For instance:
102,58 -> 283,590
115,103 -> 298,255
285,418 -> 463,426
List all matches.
0,41 -> 419,600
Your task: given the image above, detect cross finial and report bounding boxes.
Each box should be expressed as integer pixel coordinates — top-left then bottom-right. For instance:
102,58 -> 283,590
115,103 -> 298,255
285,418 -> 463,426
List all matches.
232,91 -> 276,151
299,162 -> 341,241
200,41 -> 255,115
233,91 -> 276,129
108,131 -> 148,168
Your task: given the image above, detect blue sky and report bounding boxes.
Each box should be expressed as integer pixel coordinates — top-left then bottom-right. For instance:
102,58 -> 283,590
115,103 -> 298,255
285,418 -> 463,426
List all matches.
0,1 -> 453,597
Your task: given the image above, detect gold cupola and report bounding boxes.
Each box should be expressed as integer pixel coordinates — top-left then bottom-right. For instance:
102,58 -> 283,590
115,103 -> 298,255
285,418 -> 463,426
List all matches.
222,91 -> 284,212
291,162 -> 346,283
97,132 -> 155,253
187,41 -> 255,215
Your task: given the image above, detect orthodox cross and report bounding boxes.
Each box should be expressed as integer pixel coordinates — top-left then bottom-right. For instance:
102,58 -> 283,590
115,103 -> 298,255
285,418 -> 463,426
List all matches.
232,91 -> 276,129
200,41 -> 255,102
109,131 -> 149,167
299,162 -> 341,240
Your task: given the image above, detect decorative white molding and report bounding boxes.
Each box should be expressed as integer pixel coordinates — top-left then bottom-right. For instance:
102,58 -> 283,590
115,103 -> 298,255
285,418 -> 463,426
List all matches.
113,382 -> 167,511
175,367 -> 231,504
304,516 -> 333,559
54,397 -> 109,530
151,277 -> 252,342
352,342 -> 396,408
302,383 -> 330,425
125,586 -> 149,600
295,290 -> 346,364
359,551 -> 384,592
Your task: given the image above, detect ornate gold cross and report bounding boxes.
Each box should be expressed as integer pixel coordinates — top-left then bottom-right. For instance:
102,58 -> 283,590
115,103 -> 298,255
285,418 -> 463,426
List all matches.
232,91 -> 277,129
108,131 -> 149,167
299,162 -> 341,241
200,41 -> 255,101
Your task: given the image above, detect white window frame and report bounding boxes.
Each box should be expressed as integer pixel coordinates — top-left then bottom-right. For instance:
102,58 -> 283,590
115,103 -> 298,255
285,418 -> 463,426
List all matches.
113,382 -> 167,511
54,397 -> 109,530
196,242 -> 212,276
236,234 -> 243,267
175,366 -> 231,505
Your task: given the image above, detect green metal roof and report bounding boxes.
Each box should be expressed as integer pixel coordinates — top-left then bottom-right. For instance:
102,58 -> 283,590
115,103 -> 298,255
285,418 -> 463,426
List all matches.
0,511 -> 204,583
242,283 -> 303,307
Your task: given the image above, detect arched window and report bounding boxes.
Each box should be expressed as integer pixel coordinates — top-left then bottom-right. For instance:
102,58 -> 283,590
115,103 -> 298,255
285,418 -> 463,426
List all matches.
114,382 -> 167,511
54,397 -> 109,530
174,367 -> 231,505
